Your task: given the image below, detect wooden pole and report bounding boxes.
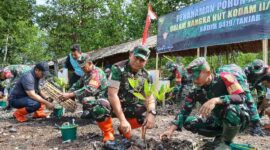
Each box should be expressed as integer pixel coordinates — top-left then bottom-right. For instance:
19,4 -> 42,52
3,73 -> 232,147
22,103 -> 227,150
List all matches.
102,59 -> 104,69
3,33 -> 9,63
204,47 -> 207,58
263,39 -> 268,65
197,48 -> 200,57
156,53 -> 159,70
53,59 -> 59,76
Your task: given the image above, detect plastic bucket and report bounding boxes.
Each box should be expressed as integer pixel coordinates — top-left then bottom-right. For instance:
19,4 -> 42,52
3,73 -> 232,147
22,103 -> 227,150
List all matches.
0,100 -> 7,108
60,122 -> 78,141
230,143 -> 256,150
53,106 -> 64,118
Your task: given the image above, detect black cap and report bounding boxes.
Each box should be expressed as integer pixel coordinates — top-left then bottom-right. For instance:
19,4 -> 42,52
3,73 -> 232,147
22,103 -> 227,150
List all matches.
71,44 -> 81,52
35,62 -> 50,77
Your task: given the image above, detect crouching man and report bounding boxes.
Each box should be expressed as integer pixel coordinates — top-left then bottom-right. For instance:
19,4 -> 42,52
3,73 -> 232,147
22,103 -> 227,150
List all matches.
61,46 -> 156,149
9,62 -> 54,122
160,57 -> 250,150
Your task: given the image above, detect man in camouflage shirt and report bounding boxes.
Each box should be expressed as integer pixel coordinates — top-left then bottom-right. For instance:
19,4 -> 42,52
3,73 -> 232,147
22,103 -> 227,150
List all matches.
0,65 -> 32,95
59,54 -> 108,120
244,59 -> 270,134
94,46 -> 155,149
254,75 -> 270,129
0,65 -> 32,110
165,61 -> 189,104
161,57 -> 250,150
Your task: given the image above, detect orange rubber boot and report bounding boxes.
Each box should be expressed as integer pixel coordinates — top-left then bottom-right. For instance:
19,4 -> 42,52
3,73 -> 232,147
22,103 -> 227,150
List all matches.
13,108 -> 28,122
120,118 -> 142,139
97,117 -> 115,142
33,103 -> 47,118
264,113 -> 270,130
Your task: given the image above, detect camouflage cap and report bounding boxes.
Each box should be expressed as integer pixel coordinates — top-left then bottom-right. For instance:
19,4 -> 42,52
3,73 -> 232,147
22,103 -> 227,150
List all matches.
249,59 -> 267,75
165,61 -> 177,71
186,57 -> 207,80
132,46 -> 150,60
77,54 -> 92,68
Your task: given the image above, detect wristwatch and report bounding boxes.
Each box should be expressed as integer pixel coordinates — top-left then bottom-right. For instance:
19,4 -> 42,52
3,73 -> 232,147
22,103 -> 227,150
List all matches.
148,109 -> 157,116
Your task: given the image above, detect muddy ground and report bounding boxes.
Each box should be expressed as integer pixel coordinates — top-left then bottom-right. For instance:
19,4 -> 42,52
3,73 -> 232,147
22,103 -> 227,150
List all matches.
1,104 -> 270,150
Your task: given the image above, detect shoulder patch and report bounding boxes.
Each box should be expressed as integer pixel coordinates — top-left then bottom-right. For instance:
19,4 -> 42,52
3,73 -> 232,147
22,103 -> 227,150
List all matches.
220,72 -> 244,95
221,73 -> 235,83
89,69 -> 100,89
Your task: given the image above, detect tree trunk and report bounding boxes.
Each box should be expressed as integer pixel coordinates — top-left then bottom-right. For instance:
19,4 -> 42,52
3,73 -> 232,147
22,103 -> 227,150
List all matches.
3,33 -> 9,63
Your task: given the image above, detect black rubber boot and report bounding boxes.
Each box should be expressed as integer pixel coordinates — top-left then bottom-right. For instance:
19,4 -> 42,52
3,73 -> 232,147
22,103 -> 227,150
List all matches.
215,123 -> 240,150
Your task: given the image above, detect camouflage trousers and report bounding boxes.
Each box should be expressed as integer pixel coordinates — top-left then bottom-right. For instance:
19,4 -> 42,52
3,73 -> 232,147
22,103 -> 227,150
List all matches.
82,97 -> 146,123
183,104 -> 250,137
172,84 -> 191,104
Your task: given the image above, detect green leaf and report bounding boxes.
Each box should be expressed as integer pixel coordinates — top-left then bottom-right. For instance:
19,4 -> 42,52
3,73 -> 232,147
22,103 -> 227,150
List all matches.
133,92 -> 145,101
154,91 -> 160,100
166,86 -> 174,93
160,84 -> 165,94
128,78 -> 139,89
154,91 -> 164,102
144,80 -> 152,97
144,80 -> 149,92
160,93 -> 165,101
151,84 -> 156,92
54,77 -> 68,89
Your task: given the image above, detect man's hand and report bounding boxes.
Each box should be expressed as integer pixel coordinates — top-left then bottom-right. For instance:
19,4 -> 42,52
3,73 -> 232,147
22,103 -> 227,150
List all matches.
59,92 -> 73,101
119,119 -> 132,134
143,113 -> 155,129
45,102 -> 55,110
199,97 -> 220,117
159,125 -> 177,140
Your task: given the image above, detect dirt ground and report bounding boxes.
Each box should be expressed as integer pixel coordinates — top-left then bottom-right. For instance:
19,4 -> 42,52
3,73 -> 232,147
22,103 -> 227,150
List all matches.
1,105 -> 270,150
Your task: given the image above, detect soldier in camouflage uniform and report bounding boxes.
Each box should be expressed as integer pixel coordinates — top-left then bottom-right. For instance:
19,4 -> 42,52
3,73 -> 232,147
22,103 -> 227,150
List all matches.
59,54 -> 108,121
165,61 -> 189,104
0,65 -> 32,110
93,46 -> 155,149
244,59 -> 270,133
161,57 -> 250,150
0,65 -> 32,94
255,75 -> 270,129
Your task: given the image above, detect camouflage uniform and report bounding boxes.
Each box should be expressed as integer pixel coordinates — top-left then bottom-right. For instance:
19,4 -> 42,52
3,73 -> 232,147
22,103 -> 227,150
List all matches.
172,58 -> 250,148
108,60 -> 151,122
165,61 -> 190,103
243,59 -> 268,136
244,59 -> 268,109
0,65 -> 32,93
82,59 -> 152,123
82,48 -> 153,124
90,46 -> 153,150
68,63 -> 109,121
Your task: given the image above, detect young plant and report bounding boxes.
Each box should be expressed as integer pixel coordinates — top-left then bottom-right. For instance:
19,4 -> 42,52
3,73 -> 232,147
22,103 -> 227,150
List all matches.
128,78 -> 155,101
154,84 -> 174,107
53,77 -> 68,92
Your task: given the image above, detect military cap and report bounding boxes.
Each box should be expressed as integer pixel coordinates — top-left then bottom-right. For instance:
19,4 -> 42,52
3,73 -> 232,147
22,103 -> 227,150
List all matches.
186,57 -> 208,80
132,46 -> 150,60
77,54 -> 92,68
248,59 -> 267,75
165,61 -> 177,71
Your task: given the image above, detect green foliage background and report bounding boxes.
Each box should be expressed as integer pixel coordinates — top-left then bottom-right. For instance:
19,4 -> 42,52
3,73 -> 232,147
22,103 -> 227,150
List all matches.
0,0 -> 266,70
